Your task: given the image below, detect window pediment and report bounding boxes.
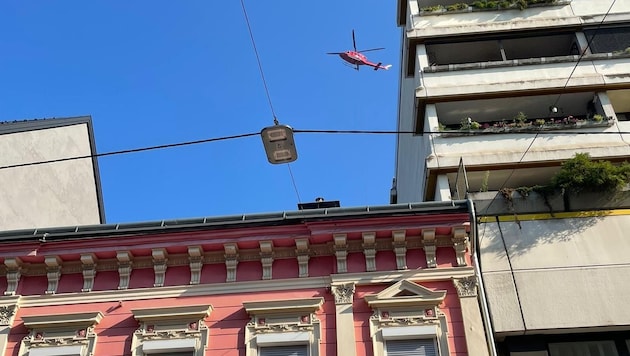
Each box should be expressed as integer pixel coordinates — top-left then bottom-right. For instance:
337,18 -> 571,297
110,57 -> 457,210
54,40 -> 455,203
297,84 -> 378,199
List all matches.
243,297 -> 323,316
365,280 -> 446,309
22,311 -> 103,330
131,304 -> 212,323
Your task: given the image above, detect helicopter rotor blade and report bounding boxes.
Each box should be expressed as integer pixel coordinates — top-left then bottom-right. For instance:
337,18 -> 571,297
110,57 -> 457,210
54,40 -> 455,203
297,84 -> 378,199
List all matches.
352,30 -> 357,52
326,52 -> 344,55
358,47 -> 385,53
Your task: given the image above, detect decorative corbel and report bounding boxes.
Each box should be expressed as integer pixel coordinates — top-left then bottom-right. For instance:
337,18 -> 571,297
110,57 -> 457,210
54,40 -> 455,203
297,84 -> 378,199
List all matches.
152,248 -> 168,287
331,282 -> 355,305
422,229 -> 437,268
392,230 -> 407,270
259,241 -> 274,280
452,227 -> 469,267
117,251 -> 133,290
44,256 -> 62,295
4,257 -> 22,296
80,254 -> 97,292
295,238 -> 310,278
362,232 -> 377,272
334,234 -> 348,273
224,243 -> 238,282
188,246 -> 204,285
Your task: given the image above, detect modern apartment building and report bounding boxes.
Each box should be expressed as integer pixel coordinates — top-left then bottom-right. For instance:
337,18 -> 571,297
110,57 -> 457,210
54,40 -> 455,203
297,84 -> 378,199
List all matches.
395,0 -> 630,202
394,0 -> 630,354
0,201 -> 491,356
0,116 -> 105,230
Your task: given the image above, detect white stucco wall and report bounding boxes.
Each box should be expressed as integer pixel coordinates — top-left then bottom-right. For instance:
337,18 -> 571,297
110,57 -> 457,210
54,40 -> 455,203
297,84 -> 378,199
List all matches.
0,123 -> 101,230
479,214 -> 630,333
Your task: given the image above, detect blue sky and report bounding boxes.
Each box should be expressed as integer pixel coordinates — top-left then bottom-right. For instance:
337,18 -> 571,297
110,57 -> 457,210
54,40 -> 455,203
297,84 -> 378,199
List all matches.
0,1 -> 401,223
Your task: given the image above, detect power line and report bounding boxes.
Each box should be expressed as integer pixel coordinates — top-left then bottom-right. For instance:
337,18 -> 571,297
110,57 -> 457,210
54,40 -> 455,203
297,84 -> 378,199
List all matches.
239,0 -> 303,202
239,0 -> 278,125
550,0 -> 618,109
0,132 -> 259,170
4,128 -> 630,171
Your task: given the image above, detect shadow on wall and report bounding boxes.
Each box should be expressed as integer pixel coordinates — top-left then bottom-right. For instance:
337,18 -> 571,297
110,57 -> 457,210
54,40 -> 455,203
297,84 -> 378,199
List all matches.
478,212 -> 603,258
473,189 -> 629,257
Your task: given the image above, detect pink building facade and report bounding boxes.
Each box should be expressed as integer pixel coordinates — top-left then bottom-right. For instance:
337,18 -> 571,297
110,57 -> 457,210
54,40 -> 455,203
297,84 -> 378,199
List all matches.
0,201 -> 490,355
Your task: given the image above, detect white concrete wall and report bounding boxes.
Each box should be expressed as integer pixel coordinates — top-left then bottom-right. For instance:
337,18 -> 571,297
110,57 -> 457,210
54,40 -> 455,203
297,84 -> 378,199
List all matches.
479,214 -> 630,333
0,123 -> 101,230
408,0 -> 630,39
420,59 -> 630,98
428,121 -> 630,169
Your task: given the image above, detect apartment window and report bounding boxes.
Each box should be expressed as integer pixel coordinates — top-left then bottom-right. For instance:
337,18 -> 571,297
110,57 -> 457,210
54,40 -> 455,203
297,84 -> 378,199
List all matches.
131,304 -> 213,356
386,338 -> 437,356
549,340 -> 619,356
365,280 -> 450,356
260,344 -> 308,356
243,298 -> 324,356
19,311 -> 103,356
584,27 -> 630,54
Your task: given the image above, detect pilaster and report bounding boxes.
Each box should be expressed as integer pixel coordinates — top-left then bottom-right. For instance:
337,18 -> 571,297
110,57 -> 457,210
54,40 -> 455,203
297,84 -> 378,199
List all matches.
117,251 -> 133,290
80,254 -> 97,292
44,256 -> 61,295
224,243 -> 238,282
0,302 -> 18,356
453,276 -> 490,356
152,248 -> 168,287
362,232 -> 377,272
188,246 -> 204,285
331,282 -> 356,356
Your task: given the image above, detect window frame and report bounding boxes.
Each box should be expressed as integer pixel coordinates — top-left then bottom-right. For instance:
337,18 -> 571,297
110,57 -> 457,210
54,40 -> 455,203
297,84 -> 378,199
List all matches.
130,304 -> 213,356
18,311 -> 103,356
365,280 -> 450,356
243,298 -> 324,356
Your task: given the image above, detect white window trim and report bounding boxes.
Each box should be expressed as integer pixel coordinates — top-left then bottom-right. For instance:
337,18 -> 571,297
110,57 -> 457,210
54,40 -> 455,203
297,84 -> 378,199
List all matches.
18,312 -> 103,356
365,280 -> 450,356
243,297 -> 324,356
131,304 -> 213,356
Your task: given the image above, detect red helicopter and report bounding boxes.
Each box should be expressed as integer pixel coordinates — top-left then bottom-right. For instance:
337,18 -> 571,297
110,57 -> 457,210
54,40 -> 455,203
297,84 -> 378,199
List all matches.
327,30 -> 391,71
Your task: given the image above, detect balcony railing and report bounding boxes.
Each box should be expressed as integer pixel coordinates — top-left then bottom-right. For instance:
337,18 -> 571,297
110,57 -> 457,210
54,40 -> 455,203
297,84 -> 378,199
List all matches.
438,115 -> 614,137
418,0 -> 570,16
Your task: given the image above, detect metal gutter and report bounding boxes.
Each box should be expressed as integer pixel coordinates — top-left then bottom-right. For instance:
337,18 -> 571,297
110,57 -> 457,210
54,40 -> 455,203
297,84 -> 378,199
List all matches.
0,201 -> 470,242
468,198 -> 498,356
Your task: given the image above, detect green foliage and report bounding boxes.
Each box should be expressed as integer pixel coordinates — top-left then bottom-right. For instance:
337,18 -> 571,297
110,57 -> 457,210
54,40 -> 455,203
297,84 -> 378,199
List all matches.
514,111 -> 527,126
421,5 -> 444,12
460,118 -> 480,130
593,114 -> 604,122
551,153 -> 630,193
446,3 -> 469,11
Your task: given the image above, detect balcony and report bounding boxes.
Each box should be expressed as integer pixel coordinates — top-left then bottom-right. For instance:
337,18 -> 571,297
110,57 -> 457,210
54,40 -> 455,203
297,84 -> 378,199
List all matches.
408,0 -> 575,37
420,91 -> 630,172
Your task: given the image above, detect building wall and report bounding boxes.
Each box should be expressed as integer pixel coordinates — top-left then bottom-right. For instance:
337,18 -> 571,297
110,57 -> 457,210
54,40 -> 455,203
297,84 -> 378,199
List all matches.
0,207 -> 488,356
479,211 -> 630,335
0,118 -> 103,230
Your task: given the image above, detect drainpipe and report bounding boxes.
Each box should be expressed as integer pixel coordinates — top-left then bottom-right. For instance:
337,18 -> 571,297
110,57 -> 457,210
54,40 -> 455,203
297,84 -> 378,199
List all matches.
467,198 -> 498,356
